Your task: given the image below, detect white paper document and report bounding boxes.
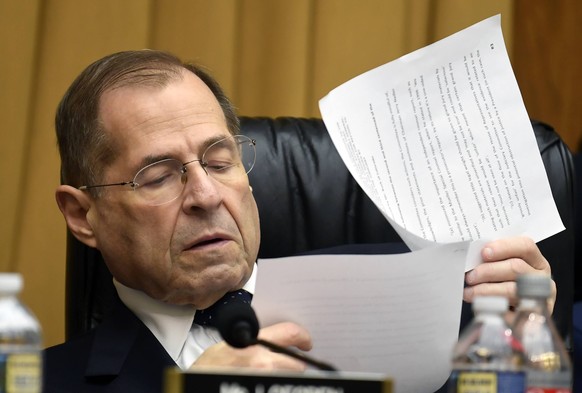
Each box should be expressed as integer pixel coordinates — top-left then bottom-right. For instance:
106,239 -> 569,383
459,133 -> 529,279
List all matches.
254,243 -> 468,393
253,14 -> 565,393
319,14 -> 563,263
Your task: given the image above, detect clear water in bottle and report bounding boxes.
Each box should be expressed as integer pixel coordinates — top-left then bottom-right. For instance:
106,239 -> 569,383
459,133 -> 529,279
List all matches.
512,273 -> 572,392
0,273 -> 42,393
449,296 -> 526,393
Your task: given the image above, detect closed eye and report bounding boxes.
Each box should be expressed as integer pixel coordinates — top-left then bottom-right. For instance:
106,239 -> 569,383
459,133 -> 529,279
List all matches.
204,160 -> 238,172
139,172 -> 177,189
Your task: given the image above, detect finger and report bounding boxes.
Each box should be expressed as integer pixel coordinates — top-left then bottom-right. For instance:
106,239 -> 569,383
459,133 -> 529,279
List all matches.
463,281 -> 518,306
192,341 -> 307,371
253,351 -> 308,371
225,346 -> 309,370
258,322 -> 312,351
482,236 -> 549,272
465,258 -> 538,286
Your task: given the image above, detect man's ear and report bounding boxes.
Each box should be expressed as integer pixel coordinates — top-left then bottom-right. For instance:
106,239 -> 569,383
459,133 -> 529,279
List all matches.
55,185 -> 98,248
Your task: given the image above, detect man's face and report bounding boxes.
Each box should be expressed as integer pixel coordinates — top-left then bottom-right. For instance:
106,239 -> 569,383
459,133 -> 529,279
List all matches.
86,71 -> 260,308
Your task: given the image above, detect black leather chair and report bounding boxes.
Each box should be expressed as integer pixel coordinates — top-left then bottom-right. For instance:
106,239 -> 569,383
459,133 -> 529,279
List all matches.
65,117 -> 575,343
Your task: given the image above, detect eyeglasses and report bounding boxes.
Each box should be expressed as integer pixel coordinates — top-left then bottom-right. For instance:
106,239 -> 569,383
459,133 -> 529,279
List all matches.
79,135 -> 256,206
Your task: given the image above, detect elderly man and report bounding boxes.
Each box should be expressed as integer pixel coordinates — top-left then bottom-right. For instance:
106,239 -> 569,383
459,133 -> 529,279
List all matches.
45,50 -> 555,392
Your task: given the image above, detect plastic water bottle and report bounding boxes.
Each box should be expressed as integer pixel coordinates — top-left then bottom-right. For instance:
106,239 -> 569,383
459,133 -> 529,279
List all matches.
512,274 -> 572,392
0,273 -> 43,393
449,296 -> 526,392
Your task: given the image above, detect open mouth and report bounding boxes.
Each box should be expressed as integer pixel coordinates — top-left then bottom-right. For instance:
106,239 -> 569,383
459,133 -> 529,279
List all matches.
186,237 -> 228,251
196,238 -> 223,247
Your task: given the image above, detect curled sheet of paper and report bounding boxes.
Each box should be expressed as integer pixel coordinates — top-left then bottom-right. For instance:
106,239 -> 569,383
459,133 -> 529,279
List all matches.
253,242 -> 468,393
318,15 -> 563,271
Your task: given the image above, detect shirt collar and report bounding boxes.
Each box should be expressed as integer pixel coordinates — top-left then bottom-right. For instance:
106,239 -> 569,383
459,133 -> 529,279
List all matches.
114,263 -> 257,363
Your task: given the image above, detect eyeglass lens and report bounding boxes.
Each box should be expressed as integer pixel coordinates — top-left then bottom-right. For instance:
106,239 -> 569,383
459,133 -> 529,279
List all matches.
133,135 -> 255,205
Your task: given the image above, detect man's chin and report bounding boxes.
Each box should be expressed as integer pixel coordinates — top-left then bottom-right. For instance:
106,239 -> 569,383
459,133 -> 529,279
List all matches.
167,263 -> 251,304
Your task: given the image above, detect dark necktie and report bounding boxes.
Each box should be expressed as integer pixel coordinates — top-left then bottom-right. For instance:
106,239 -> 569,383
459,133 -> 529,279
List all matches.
193,289 -> 252,328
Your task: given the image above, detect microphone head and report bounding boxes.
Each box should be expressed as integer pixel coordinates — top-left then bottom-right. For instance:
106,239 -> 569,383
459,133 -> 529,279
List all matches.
215,301 -> 260,348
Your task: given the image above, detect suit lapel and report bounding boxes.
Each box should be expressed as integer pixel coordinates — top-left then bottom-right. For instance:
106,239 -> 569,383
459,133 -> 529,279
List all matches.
84,296 -> 175,380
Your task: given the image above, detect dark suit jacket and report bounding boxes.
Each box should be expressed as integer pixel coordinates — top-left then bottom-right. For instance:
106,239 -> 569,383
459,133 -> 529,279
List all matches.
44,297 -> 175,393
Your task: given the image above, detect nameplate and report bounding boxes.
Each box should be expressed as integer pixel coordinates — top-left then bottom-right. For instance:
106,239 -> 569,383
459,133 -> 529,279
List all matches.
164,367 -> 393,393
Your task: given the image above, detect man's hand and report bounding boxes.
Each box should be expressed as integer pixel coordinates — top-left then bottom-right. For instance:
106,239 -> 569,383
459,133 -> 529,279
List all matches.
191,322 -> 312,371
463,236 -> 556,312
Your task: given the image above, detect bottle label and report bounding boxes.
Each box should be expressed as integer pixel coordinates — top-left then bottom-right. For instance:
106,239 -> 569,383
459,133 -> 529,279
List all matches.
450,370 -> 526,393
0,353 -> 42,393
526,388 -> 571,393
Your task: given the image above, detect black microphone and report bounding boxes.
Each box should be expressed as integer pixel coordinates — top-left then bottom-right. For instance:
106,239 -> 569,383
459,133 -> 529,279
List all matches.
215,302 -> 337,372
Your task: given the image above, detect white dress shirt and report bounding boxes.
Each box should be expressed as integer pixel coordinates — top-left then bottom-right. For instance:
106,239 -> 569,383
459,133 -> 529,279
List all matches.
114,263 -> 257,369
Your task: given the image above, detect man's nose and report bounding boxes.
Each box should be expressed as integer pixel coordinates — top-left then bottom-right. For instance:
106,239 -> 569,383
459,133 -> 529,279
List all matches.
180,162 -> 222,210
